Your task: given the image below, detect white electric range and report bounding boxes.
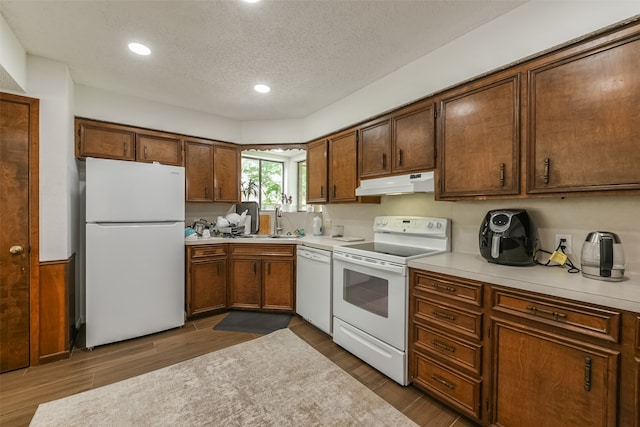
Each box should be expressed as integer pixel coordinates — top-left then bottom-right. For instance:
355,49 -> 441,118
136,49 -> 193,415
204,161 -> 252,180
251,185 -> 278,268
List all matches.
332,216 -> 450,385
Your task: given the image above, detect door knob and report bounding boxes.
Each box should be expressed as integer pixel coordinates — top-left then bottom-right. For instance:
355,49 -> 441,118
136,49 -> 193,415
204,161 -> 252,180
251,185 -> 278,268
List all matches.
10,245 -> 24,254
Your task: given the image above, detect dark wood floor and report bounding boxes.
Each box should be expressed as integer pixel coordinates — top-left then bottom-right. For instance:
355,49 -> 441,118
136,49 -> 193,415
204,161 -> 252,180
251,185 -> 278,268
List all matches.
0,314 -> 478,426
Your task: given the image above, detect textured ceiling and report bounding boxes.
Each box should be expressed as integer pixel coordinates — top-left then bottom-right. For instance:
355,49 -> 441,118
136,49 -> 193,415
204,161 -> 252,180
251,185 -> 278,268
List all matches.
0,0 -> 525,121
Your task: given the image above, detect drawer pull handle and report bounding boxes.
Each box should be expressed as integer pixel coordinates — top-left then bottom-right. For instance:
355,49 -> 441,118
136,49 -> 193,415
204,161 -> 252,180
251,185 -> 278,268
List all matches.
431,374 -> 455,389
584,357 -> 592,392
433,283 -> 456,293
432,311 -> 456,322
543,157 -> 550,184
432,340 -> 456,353
526,305 -> 567,319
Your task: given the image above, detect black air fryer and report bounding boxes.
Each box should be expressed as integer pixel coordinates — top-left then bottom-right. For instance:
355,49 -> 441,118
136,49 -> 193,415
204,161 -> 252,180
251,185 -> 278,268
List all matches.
479,209 -> 537,266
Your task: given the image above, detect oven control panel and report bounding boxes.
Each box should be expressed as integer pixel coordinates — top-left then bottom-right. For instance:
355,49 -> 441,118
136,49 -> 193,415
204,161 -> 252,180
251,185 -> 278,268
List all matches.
374,216 -> 449,236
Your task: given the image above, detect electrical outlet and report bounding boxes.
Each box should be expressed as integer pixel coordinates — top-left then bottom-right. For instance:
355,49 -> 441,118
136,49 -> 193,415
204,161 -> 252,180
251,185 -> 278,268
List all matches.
554,234 -> 573,254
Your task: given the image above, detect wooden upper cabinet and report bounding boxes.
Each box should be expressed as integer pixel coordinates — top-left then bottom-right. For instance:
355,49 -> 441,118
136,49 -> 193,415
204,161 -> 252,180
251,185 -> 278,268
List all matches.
213,143 -> 240,203
359,118 -> 392,178
437,74 -> 521,200
359,100 -> 436,179
135,130 -> 183,166
527,31 -> 640,194
329,128 -> 359,203
185,139 -> 214,202
75,119 -> 136,161
393,101 -> 436,174
306,138 -> 328,203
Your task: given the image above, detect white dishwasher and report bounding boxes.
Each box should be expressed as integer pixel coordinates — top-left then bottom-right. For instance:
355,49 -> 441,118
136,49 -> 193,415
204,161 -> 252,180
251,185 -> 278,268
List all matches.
296,246 -> 332,335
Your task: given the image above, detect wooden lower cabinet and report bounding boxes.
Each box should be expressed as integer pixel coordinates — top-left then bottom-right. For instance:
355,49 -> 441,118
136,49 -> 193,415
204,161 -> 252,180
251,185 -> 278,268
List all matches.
186,245 -> 228,317
229,244 -> 295,313
409,269 -> 638,427
409,270 -> 485,423
229,259 -> 261,310
492,319 -> 619,427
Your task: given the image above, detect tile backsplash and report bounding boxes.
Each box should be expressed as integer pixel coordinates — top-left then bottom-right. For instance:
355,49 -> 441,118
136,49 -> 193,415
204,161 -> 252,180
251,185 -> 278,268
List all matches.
186,195 -> 639,271
323,194 -> 640,270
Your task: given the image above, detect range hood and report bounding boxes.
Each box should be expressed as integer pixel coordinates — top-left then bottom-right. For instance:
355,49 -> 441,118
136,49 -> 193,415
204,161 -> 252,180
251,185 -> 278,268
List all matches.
355,171 -> 435,196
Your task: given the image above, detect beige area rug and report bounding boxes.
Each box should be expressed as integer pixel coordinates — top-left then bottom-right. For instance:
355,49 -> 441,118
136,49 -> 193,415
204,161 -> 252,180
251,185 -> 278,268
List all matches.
30,329 -> 418,426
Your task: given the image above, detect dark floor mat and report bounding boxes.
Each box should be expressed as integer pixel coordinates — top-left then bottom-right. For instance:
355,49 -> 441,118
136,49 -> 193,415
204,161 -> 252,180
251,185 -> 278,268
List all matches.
213,311 -> 293,334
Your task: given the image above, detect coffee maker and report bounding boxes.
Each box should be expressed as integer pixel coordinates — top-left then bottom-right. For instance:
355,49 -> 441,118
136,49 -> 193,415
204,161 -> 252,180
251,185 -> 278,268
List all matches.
580,231 -> 625,281
479,209 -> 537,266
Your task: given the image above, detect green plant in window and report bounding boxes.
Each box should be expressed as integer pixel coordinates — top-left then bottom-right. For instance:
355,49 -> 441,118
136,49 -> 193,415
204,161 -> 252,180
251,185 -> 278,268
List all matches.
241,179 -> 259,200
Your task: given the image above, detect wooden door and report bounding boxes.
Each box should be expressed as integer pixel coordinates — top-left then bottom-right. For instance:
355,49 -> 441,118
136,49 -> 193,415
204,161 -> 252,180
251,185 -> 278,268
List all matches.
328,129 -> 358,203
527,34 -> 640,193
213,144 -> 240,203
189,257 -> 227,316
229,258 -> 261,309
393,102 -> 435,174
492,320 -> 619,427
75,119 -> 135,161
135,131 -> 183,166
306,139 -> 328,203
0,93 -> 39,373
185,140 -> 214,202
359,118 -> 391,178
262,259 -> 294,312
438,74 -> 520,199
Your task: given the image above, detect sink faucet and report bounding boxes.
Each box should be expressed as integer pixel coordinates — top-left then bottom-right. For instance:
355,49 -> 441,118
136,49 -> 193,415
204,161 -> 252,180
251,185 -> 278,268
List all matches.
275,205 -> 283,235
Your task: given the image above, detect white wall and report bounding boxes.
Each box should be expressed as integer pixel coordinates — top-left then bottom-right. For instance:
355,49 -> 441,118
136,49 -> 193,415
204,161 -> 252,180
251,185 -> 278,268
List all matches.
26,56 -> 76,261
0,13 -> 26,92
75,84 -> 241,143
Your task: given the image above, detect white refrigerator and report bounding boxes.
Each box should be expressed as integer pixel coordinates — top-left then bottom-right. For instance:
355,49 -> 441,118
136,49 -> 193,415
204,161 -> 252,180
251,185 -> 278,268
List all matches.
85,157 -> 185,348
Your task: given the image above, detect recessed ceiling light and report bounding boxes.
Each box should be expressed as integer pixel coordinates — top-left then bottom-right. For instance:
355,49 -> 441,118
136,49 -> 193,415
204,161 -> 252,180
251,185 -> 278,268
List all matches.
254,84 -> 271,93
128,42 -> 151,56
243,0 -> 261,3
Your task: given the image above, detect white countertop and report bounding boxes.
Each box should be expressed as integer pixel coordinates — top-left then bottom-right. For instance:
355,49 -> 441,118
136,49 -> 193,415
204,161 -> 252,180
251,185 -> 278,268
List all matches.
408,252 -> 640,313
185,234 -> 366,251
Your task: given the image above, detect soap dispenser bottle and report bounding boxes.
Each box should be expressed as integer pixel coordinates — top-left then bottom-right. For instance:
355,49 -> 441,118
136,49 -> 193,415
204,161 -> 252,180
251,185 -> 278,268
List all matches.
312,216 -> 323,236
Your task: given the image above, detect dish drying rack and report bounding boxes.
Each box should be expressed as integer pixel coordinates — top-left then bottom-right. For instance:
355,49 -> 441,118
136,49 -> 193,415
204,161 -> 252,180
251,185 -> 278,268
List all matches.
217,225 -> 245,237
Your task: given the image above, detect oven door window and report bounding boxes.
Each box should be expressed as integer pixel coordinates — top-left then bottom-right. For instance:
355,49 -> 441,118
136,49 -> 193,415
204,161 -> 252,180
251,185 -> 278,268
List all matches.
343,268 -> 388,318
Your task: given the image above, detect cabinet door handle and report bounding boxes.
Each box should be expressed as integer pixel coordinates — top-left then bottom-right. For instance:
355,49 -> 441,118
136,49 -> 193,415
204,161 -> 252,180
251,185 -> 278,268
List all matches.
320,186 -> 324,198
584,357 -> 592,392
499,163 -> 505,187
432,310 -> 456,322
123,141 -> 127,156
382,153 -> 387,169
253,262 -> 257,275
431,340 -> 456,353
333,184 -> 337,198
144,145 -> 148,159
218,186 -> 222,199
543,158 -> 550,184
431,374 -> 455,389
398,149 -> 404,166
204,186 -> 209,198
267,262 -> 271,275
433,283 -> 456,293
526,305 -> 567,319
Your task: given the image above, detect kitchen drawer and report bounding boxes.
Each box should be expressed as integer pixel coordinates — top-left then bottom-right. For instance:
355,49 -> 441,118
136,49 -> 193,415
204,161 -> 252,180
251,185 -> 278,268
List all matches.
492,287 -> 621,343
413,296 -> 483,340
230,244 -> 295,257
413,323 -> 482,375
189,244 -> 227,258
412,352 -> 481,420
413,270 -> 483,307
